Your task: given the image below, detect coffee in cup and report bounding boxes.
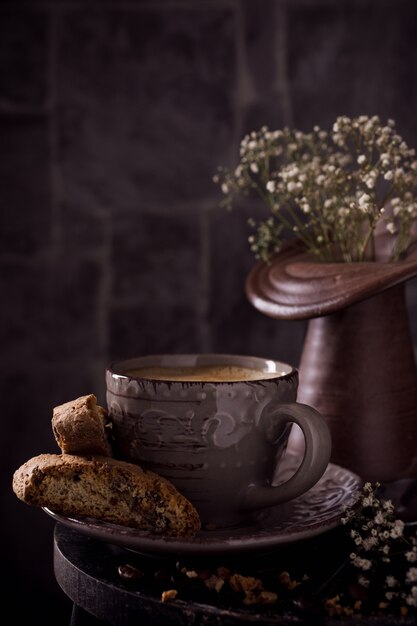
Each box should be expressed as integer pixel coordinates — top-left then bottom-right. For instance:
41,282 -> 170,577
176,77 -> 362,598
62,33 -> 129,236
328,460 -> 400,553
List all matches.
127,364 -> 282,382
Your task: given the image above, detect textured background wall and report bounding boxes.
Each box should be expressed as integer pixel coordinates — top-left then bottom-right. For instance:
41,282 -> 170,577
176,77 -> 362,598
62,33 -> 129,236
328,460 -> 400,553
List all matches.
2,0 -> 417,623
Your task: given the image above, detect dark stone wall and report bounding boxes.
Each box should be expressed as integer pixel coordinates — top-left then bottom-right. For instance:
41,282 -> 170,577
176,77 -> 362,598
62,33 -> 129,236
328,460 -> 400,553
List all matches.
2,1 -> 417,622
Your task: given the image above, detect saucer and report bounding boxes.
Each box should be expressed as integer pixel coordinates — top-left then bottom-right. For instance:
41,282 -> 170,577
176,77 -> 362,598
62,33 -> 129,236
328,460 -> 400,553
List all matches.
43,455 -> 362,556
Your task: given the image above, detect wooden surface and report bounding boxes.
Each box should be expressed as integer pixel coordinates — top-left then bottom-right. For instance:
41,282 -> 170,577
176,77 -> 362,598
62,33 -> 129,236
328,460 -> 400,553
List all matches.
54,522 -> 417,626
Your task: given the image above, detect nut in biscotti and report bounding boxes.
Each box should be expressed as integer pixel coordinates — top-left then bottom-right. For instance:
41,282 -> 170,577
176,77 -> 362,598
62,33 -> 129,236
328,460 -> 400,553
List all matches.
52,394 -> 113,456
12,453 -> 201,538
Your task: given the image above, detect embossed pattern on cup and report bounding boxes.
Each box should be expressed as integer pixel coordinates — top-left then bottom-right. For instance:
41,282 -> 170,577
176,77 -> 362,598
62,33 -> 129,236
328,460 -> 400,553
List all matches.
106,354 -> 331,526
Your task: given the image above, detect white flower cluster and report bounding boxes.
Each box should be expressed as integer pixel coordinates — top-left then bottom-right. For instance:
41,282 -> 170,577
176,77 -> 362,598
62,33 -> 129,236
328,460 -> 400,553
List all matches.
341,481 -> 417,611
214,115 -> 417,262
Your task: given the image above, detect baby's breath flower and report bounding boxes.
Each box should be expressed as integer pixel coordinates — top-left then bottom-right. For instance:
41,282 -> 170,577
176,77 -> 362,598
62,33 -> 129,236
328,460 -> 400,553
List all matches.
390,520 -> 405,539
374,512 -> 385,525
383,500 -> 395,513
338,207 -> 350,217
408,586 -> 417,604
287,181 -> 299,193
337,481 -> 417,618
405,591 -> 417,607
406,568 -> 417,583
352,556 -> 372,571
215,115 -> 417,262
385,591 -> 398,601
361,495 -> 375,507
406,549 -> 417,562
362,536 -> 378,550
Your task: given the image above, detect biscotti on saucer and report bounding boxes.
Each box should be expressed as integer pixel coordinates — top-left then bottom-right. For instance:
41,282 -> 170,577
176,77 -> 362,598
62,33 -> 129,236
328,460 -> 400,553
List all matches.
12,454 -> 201,538
52,394 -> 112,457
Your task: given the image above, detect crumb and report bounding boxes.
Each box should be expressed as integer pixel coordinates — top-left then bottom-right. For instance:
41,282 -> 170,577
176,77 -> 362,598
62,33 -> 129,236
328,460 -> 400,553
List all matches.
181,567 -> 198,579
279,571 -> 301,590
161,589 -> 178,603
217,566 -> 231,580
241,589 -> 278,605
204,575 -> 225,593
229,573 -> 263,594
242,591 -> 259,606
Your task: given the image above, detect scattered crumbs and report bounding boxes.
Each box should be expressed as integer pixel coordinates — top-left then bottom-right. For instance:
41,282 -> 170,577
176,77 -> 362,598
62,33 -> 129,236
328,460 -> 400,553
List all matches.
324,595 -> 354,617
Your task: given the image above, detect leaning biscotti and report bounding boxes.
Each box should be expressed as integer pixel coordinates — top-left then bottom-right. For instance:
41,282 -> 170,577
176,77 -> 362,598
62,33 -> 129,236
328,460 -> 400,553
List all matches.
52,394 -> 112,456
12,454 -> 201,538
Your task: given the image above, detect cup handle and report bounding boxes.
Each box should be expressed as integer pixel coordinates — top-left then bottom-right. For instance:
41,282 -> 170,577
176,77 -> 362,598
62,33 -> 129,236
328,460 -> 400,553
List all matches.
242,403 -> 332,511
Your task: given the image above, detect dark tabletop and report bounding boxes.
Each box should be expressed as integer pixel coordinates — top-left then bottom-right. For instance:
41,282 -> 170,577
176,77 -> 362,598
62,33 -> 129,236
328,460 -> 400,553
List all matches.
54,518 -> 417,626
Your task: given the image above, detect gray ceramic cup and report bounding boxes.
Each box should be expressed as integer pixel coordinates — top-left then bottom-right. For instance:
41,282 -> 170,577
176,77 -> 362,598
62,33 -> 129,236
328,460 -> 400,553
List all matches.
106,354 -> 331,527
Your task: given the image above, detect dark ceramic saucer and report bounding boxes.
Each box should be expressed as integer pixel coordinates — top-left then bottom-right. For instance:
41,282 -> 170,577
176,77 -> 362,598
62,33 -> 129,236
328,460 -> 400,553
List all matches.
43,455 -> 362,557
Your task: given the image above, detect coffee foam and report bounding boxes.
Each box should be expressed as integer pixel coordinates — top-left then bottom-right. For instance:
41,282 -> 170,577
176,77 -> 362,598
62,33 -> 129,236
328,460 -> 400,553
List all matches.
128,364 -> 282,383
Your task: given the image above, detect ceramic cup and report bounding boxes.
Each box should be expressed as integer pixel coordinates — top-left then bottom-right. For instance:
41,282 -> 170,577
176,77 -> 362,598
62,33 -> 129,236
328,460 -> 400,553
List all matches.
106,353 -> 331,527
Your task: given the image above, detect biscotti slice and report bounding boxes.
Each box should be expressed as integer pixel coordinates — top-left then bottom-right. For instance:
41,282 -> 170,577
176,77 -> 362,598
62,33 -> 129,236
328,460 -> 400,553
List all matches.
52,394 -> 112,456
12,454 -> 201,538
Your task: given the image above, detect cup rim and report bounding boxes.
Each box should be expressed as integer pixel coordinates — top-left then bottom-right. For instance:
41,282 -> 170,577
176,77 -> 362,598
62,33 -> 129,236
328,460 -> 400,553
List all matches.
106,353 -> 297,384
